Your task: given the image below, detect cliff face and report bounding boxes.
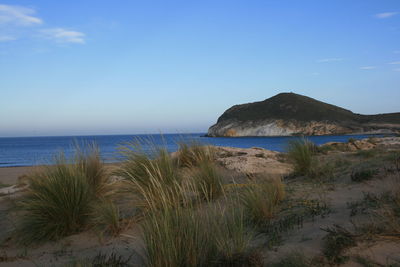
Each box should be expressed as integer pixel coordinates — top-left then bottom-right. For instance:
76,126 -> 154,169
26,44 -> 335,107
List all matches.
207,93 -> 400,137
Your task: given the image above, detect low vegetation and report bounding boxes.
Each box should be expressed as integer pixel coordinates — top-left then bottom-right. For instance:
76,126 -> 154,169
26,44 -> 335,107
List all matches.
67,252 -> 131,267
192,160 -> 224,201
240,180 -> 285,226
350,168 -> 378,182
177,140 -> 215,168
142,203 -> 259,267
322,225 -> 356,264
117,140 -> 261,266
116,141 -> 184,213
5,137 -> 400,266
15,145 -> 116,245
287,138 -> 316,176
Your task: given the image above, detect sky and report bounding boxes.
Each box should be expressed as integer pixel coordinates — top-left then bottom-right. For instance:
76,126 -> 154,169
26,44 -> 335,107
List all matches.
0,0 -> 399,137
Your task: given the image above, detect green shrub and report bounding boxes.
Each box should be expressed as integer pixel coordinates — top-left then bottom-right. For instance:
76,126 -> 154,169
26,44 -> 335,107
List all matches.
348,137 -> 356,144
355,149 -> 377,158
322,225 -> 356,264
308,161 -> 335,181
287,139 -> 316,176
16,145 -> 114,245
0,182 -> 10,189
351,169 -> 378,182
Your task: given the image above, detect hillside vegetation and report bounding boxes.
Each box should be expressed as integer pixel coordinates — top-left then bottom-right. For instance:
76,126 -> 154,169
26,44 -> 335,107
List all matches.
217,93 -> 400,124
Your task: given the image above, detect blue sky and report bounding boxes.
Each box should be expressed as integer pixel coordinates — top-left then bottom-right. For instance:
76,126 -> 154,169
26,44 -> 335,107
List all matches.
0,0 -> 399,137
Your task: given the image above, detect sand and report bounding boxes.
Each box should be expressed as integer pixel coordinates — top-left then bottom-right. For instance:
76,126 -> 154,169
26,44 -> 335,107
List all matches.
0,166 -> 35,186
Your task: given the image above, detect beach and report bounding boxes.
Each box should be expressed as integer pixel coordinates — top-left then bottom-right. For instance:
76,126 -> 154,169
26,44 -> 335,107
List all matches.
0,166 -> 35,185
1,137 -> 400,266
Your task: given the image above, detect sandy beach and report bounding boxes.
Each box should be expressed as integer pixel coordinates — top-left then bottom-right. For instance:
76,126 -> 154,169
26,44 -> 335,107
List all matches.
1,138 -> 400,266
0,166 -> 35,186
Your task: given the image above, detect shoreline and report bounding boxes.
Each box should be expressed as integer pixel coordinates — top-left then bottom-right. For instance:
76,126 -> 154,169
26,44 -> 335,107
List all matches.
0,163 -> 120,186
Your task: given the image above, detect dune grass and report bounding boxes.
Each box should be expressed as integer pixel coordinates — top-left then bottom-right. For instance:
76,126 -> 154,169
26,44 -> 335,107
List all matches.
116,139 -> 260,266
117,141 -> 184,213
287,139 -> 317,176
117,139 -> 225,213
177,141 -> 215,168
15,145 -> 116,245
240,179 -> 285,226
91,200 -> 122,237
192,160 -> 224,201
142,201 -> 258,267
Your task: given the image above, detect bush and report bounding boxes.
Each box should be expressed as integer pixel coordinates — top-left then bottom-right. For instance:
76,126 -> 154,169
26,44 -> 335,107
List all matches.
348,137 -> 356,144
16,145 -> 114,245
351,169 -> 378,182
240,180 -> 285,226
322,225 -> 356,264
287,139 -> 316,176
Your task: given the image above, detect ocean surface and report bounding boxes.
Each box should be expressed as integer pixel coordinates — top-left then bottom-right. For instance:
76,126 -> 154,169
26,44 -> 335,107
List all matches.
0,133 -> 384,167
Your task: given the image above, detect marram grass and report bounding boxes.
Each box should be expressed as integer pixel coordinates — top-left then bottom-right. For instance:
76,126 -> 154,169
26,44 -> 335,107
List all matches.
15,145 -> 115,245
177,140 -> 215,168
192,160 -> 224,201
240,179 -> 285,226
287,138 -> 316,176
142,202 -> 258,267
117,139 -> 261,266
117,141 -> 183,213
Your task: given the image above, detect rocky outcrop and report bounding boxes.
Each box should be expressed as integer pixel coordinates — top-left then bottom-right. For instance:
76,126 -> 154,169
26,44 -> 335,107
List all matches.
208,119 -> 353,137
320,136 -> 400,152
214,146 -> 292,177
208,93 -> 400,137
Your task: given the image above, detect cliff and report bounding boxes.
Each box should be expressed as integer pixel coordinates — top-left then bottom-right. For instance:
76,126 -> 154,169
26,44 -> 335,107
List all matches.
207,93 -> 400,137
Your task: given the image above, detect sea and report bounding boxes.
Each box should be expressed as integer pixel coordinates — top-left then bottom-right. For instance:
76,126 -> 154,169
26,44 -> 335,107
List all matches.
0,133 -> 384,167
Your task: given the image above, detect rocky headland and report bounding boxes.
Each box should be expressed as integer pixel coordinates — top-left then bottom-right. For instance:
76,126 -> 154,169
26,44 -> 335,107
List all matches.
208,92 -> 400,137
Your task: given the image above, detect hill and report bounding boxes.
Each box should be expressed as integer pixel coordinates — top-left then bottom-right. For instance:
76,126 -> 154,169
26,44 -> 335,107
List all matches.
208,93 -> 400,137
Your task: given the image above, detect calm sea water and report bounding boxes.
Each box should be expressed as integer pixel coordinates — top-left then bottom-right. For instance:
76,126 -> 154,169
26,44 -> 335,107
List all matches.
0,133 -> 383,167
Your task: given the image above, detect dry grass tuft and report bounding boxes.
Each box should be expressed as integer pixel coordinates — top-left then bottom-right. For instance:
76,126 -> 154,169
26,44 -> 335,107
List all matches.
192,160 -> 224,201
176,141 -> 215,168
240,179 -> 285,226
287,139 -> 317,176
15,145 -> 116,245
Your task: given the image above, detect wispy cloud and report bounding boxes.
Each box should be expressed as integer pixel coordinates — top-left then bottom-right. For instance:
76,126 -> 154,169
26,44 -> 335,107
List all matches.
394,51 -> 400,54
40,28 -> 85,44
0,4 -> 86,45
374,12 -> 398,19
360,66 -> 377,70
394,68 -> 400,72
388,61 -> 400,65
0,4 -> 42,26
316,58 -> 344,63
